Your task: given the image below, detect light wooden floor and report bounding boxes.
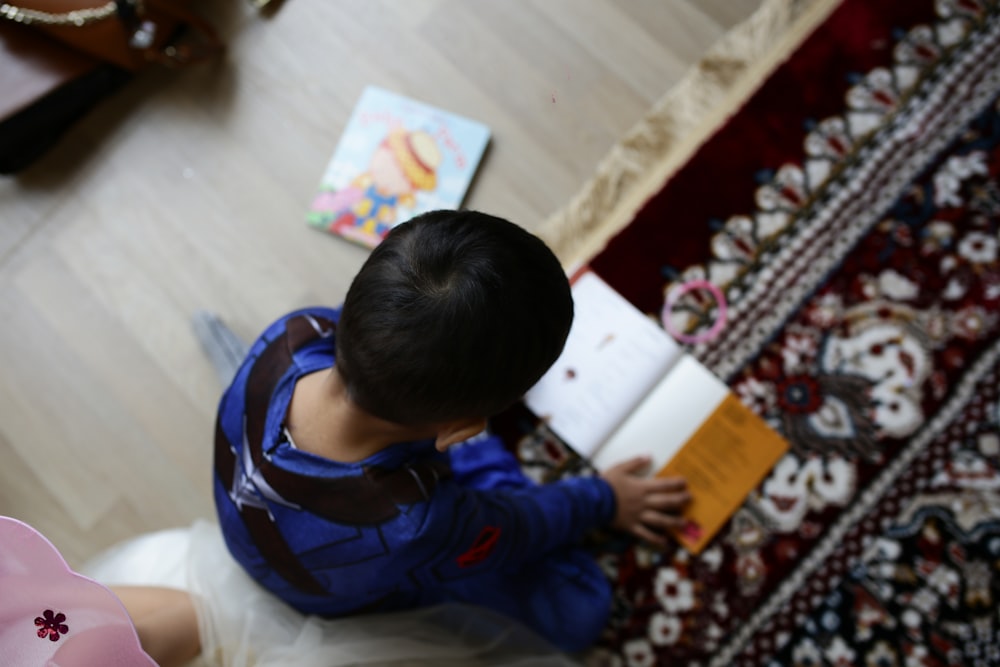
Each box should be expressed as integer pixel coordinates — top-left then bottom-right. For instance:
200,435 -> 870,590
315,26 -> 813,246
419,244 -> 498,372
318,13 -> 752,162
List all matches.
0,0 -> 760,567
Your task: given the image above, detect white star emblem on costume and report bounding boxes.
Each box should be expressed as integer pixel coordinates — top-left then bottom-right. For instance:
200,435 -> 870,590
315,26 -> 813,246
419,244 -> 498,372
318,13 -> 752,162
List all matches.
229,417 -> 301,517
304,314 -> 335,338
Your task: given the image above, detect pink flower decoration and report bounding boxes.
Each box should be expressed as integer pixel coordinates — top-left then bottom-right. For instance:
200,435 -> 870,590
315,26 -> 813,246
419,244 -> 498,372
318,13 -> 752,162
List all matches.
0,516 -> 156,666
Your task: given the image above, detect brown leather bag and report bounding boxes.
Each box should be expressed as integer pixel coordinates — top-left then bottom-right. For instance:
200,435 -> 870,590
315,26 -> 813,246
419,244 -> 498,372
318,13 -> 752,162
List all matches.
0,1 -> 223,173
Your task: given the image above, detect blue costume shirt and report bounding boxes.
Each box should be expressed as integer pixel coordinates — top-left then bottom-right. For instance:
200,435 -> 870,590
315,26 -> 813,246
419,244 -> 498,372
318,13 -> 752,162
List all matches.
214,308 -> 616,652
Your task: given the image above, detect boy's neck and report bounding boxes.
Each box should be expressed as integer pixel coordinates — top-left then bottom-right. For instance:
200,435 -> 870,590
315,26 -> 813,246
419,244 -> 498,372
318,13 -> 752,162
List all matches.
285,368 -> 435,462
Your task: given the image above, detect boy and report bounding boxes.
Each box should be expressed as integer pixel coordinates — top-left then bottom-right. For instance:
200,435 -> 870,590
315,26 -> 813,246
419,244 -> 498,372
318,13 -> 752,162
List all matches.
213,209 -> 690,653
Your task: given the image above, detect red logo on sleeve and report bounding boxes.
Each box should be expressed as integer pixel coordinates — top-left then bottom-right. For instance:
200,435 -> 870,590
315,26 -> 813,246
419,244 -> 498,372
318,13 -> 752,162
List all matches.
456,525 -> 501,568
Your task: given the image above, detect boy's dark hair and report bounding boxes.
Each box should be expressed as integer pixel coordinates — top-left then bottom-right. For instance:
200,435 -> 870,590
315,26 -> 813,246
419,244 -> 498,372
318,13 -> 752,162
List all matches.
336,210 -> 573,425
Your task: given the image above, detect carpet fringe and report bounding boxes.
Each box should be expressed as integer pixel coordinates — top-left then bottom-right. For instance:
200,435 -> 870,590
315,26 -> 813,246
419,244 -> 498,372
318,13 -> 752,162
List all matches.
539,0 -> 843,268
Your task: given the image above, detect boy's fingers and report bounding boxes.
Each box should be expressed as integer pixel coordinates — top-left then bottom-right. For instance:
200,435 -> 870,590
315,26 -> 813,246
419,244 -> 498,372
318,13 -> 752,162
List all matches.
646,492 -> 692,512
645,476 -> 687,492
641,509 -> 686,531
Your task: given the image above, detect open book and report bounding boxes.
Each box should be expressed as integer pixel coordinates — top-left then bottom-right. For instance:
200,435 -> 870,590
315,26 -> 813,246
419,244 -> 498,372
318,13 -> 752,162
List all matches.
524,271 -> 788,553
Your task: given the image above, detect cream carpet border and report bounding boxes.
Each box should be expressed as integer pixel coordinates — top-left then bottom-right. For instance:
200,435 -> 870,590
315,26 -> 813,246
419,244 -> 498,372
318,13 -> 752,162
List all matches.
539,0 -> 843,268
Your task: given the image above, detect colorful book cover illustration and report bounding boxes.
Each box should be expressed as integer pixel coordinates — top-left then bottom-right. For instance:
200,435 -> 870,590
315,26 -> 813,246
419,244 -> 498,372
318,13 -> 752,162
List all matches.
307,86 -> 491,248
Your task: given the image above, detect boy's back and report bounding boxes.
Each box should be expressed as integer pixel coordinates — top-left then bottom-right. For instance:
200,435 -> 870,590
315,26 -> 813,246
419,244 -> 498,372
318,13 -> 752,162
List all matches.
213,211 -> 691,653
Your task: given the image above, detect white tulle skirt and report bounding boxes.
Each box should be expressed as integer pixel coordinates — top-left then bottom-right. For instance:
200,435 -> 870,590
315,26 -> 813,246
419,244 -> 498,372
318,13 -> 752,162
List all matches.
82,521 -> 579,667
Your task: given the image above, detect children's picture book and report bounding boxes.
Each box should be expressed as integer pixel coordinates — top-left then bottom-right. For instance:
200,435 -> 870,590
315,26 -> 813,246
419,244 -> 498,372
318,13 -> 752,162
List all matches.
307,86 -> 491,248
524,271 -> 789,554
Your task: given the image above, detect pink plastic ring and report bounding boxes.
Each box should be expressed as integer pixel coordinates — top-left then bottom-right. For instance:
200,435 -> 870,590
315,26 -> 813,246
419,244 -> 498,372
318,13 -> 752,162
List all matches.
661,279 -> 728,345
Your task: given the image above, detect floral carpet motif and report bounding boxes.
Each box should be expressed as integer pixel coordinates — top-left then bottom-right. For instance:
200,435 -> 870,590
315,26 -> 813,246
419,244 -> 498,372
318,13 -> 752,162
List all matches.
500,1 -> 1000,664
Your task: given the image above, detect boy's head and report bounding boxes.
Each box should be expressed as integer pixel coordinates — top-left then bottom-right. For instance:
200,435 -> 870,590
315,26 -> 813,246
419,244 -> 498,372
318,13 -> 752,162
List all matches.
336,209 -> 573,426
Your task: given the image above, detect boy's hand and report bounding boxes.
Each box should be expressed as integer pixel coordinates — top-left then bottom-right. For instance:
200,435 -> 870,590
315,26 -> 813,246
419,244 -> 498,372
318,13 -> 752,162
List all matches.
601,456 -> 690,547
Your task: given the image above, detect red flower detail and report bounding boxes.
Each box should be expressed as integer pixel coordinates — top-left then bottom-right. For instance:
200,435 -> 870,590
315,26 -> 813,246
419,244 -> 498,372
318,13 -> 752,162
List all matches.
914,43 -> 937,61
681,520 -> 702,541
770,495 -> 800,512
892,224 -> 914,246
827,135 -> 848,156
456,525 -> 501,568
954,0 -> 984,18
34,609 -> 69,642
542,439 -> 568,464
775,376 -> 824,414
758,357 -> 783,380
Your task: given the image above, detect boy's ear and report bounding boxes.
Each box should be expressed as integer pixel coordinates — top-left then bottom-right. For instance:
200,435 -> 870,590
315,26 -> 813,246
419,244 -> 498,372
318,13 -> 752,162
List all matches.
434,417 -> 489,452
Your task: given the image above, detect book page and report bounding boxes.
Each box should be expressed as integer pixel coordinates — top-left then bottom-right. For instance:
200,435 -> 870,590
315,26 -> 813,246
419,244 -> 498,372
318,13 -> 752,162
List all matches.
591,355 -> 729,473
524,271 -> 683,458
658,392 -> 788,553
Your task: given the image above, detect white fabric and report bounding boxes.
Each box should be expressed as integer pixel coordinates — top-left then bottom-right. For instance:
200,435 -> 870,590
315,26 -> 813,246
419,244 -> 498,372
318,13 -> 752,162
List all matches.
82,522 -> 579,667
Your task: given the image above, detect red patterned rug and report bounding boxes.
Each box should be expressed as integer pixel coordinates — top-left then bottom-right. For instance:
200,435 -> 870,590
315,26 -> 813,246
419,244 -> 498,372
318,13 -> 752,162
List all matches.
498,0 -> 1000,664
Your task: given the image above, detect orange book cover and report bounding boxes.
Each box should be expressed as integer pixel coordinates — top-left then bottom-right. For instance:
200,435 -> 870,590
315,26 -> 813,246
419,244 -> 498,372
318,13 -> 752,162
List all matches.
657,394 -> 789,553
